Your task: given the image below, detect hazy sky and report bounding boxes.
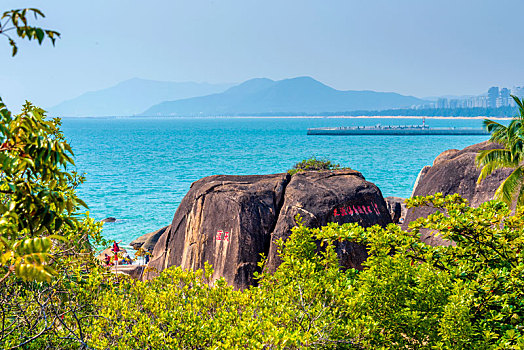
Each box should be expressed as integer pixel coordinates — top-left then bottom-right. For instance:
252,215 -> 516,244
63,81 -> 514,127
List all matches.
1,0 -> 524,110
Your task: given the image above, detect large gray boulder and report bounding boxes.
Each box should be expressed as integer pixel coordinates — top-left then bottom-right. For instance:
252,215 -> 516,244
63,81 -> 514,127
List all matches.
144,170 -> 392,289
264,170 -> 391,273
144,174 -> 289,289
402,141 -> 513,246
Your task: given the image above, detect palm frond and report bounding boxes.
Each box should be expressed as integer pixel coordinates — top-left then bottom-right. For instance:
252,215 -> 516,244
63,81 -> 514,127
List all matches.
484,119 -> 507,133
476,148 -> 516,167
478,162 -> 510,184
512,95 -> 524,120
510,138 -> 524,160
478,97 -> 524,207
494,167 -> 524,205
516,174 -> 524,207
476,149 -> 516,184
484,120 -> 510,146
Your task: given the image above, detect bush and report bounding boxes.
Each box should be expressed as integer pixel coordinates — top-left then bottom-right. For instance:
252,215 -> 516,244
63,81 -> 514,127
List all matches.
85,194 -> 524,349
316,193 -> 524,348
288,157 -> 346,175
85,222 -> 356,349
0,100 -> 112,349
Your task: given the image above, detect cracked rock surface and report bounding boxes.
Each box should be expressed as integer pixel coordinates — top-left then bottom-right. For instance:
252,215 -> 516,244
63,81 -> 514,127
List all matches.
144,170 -> 391,289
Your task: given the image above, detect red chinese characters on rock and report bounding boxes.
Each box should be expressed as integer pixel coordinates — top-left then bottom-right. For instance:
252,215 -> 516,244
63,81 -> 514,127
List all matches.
333,202 -> 380,217
215,230 -> 230,241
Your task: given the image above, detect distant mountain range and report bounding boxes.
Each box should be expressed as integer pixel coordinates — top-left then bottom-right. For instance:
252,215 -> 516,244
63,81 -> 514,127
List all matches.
47,76 -> 429,117
48,78 -> 234,117
141,77 -> 427,116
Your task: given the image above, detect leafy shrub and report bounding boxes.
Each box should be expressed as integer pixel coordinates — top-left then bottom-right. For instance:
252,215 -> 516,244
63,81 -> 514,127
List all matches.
86,224 -> 357,349
86,194 -> 524,349
0,100 -> 112,349
316,193 -> 524,348
288,157 -> 346,175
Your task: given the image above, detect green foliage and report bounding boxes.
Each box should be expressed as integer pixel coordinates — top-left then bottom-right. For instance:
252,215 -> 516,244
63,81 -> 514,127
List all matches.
0,99 -> 88,282
0,9 -> 111,348
86,226 -> 358,349
0,215 -> 108,349
0,99 -> 520,349
0,8 -> 60,56
477,95 -> 524,206
0,100 -> 112,349
288,157 -> 345,175
350,193 -> 524,348
84,194 -> 524,349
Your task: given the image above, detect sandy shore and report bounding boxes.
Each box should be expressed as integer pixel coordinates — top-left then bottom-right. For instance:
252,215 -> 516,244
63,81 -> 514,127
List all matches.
227,115 -> 512,120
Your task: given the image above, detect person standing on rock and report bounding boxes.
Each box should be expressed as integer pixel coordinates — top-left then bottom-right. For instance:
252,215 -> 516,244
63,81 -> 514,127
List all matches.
112,240 -> 122,263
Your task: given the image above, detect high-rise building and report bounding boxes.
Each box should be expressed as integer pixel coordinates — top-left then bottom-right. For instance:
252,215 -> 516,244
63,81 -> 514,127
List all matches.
437,98 -> 448,109
500,88 -> 510,106
512,86 -> 524,99
413,86 -> 520,111
448,99 -> 460,109
488,87 -> 499,108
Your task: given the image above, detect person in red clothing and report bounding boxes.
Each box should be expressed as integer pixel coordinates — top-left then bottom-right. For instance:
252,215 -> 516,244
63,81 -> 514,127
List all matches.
104,254 -> 111,266
112,240 -> 122,263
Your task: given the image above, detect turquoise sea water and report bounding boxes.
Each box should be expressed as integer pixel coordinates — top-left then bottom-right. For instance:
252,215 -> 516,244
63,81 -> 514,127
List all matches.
61,117 -> 490,247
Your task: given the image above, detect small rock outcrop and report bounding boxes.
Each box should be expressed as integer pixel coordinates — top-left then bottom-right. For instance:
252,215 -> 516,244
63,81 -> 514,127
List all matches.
432,149 -> 460,166
402,141 -> 512,246
115,265 -> 145,279
384,196 -> 407,224
130,225 -> 170,252
144,170 -> 392,289
101,217 -> 116,223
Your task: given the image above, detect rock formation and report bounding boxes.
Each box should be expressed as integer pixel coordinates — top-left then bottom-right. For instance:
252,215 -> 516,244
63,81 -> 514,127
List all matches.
144,174 -> 288,289
115,265 -> 145,279
264,170 -> 391,273
384,196 -> 407,224
143,170 -> 392,289
402,141 -> 512,245
130,225 -> 170,252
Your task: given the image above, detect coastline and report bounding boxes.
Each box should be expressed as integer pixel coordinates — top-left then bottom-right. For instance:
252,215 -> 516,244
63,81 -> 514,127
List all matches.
227,115 -> 511,120
315,115 -> 510,120
62,115 -> 512,120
